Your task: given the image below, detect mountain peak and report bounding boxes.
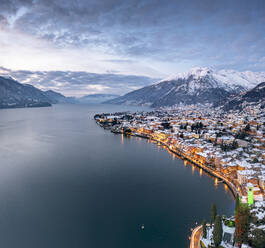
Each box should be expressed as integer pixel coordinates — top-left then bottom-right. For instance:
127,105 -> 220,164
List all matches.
158,67 -> 265,90
189,66 -> 213,76
161,67 -> 214,83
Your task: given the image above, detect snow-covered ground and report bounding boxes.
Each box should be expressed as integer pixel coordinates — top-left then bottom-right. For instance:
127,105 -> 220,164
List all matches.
201,222 -> 235,248
250,201 -> 265,232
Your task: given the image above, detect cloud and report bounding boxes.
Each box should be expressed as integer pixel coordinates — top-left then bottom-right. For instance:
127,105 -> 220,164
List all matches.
0,66 -> 157,97
0,0 -> 264,75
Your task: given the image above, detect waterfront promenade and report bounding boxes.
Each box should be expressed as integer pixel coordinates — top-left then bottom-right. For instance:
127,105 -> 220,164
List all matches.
190,225 -> 202,248
132,130 -> 239,199
146,134 -> 239,199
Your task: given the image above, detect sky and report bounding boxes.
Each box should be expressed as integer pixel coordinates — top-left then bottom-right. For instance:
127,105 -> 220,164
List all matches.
0,0 -> 264,96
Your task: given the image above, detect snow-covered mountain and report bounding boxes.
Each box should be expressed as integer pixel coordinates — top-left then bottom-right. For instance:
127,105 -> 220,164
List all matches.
106,67 -> 265,107
162,67 -> 265,90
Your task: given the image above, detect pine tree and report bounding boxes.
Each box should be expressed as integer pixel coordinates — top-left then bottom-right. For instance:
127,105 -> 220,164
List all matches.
202,220 -> 207,239
235,203 -> 250,247
213,215 -> 223,247
211,204 -> 217,226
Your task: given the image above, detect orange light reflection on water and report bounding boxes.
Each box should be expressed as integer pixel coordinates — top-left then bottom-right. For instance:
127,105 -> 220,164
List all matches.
214,178 -> 218,187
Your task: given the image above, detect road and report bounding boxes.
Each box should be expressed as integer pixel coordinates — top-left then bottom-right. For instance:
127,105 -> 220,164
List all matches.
190,225 -> 202,248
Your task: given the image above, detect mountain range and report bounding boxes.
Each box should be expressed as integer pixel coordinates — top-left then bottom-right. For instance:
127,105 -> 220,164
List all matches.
0,76 -> 52,108
106,67 -> 265,108
1,67 -> 264,110
0,76 -> 119,109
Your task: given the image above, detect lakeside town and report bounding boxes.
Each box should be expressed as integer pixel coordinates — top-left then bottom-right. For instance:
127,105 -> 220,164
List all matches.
94,104 -> 265,248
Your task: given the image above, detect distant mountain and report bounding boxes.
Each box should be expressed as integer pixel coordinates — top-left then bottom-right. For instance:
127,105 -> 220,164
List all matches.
223,82 -> 265,110
0,75 -> 122,109
106,67 -> 265,108
78,94 -> 120,104
43,90 -> 76,104
0,66 -> 156,99
0,76 -> 52,109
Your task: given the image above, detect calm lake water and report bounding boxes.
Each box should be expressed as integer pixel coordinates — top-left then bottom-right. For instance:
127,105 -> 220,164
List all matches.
0,104 -> 234,248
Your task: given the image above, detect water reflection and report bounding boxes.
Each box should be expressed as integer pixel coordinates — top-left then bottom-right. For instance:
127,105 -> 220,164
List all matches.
0,104 -> 234,248
122,133 -> 235,201
214,178 -> 218,187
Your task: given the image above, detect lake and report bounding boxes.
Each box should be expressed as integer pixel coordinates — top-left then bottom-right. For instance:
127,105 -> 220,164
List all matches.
0,104 -> 234,248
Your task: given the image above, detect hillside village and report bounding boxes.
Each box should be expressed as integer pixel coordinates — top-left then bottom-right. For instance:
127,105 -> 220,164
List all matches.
95,104 -> 265,247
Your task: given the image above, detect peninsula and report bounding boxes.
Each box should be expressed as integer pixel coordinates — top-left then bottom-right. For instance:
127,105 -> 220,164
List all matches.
95,103 -> 265,247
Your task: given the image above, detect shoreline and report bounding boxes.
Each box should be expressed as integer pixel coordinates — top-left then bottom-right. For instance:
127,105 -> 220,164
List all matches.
119,130 -> 238,200
155,137 -> 238,199
96,120 -> 238,247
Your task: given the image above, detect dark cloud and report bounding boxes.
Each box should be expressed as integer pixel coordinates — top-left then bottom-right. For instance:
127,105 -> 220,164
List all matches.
0,0 -> 32,14
0,0 -> 265,72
